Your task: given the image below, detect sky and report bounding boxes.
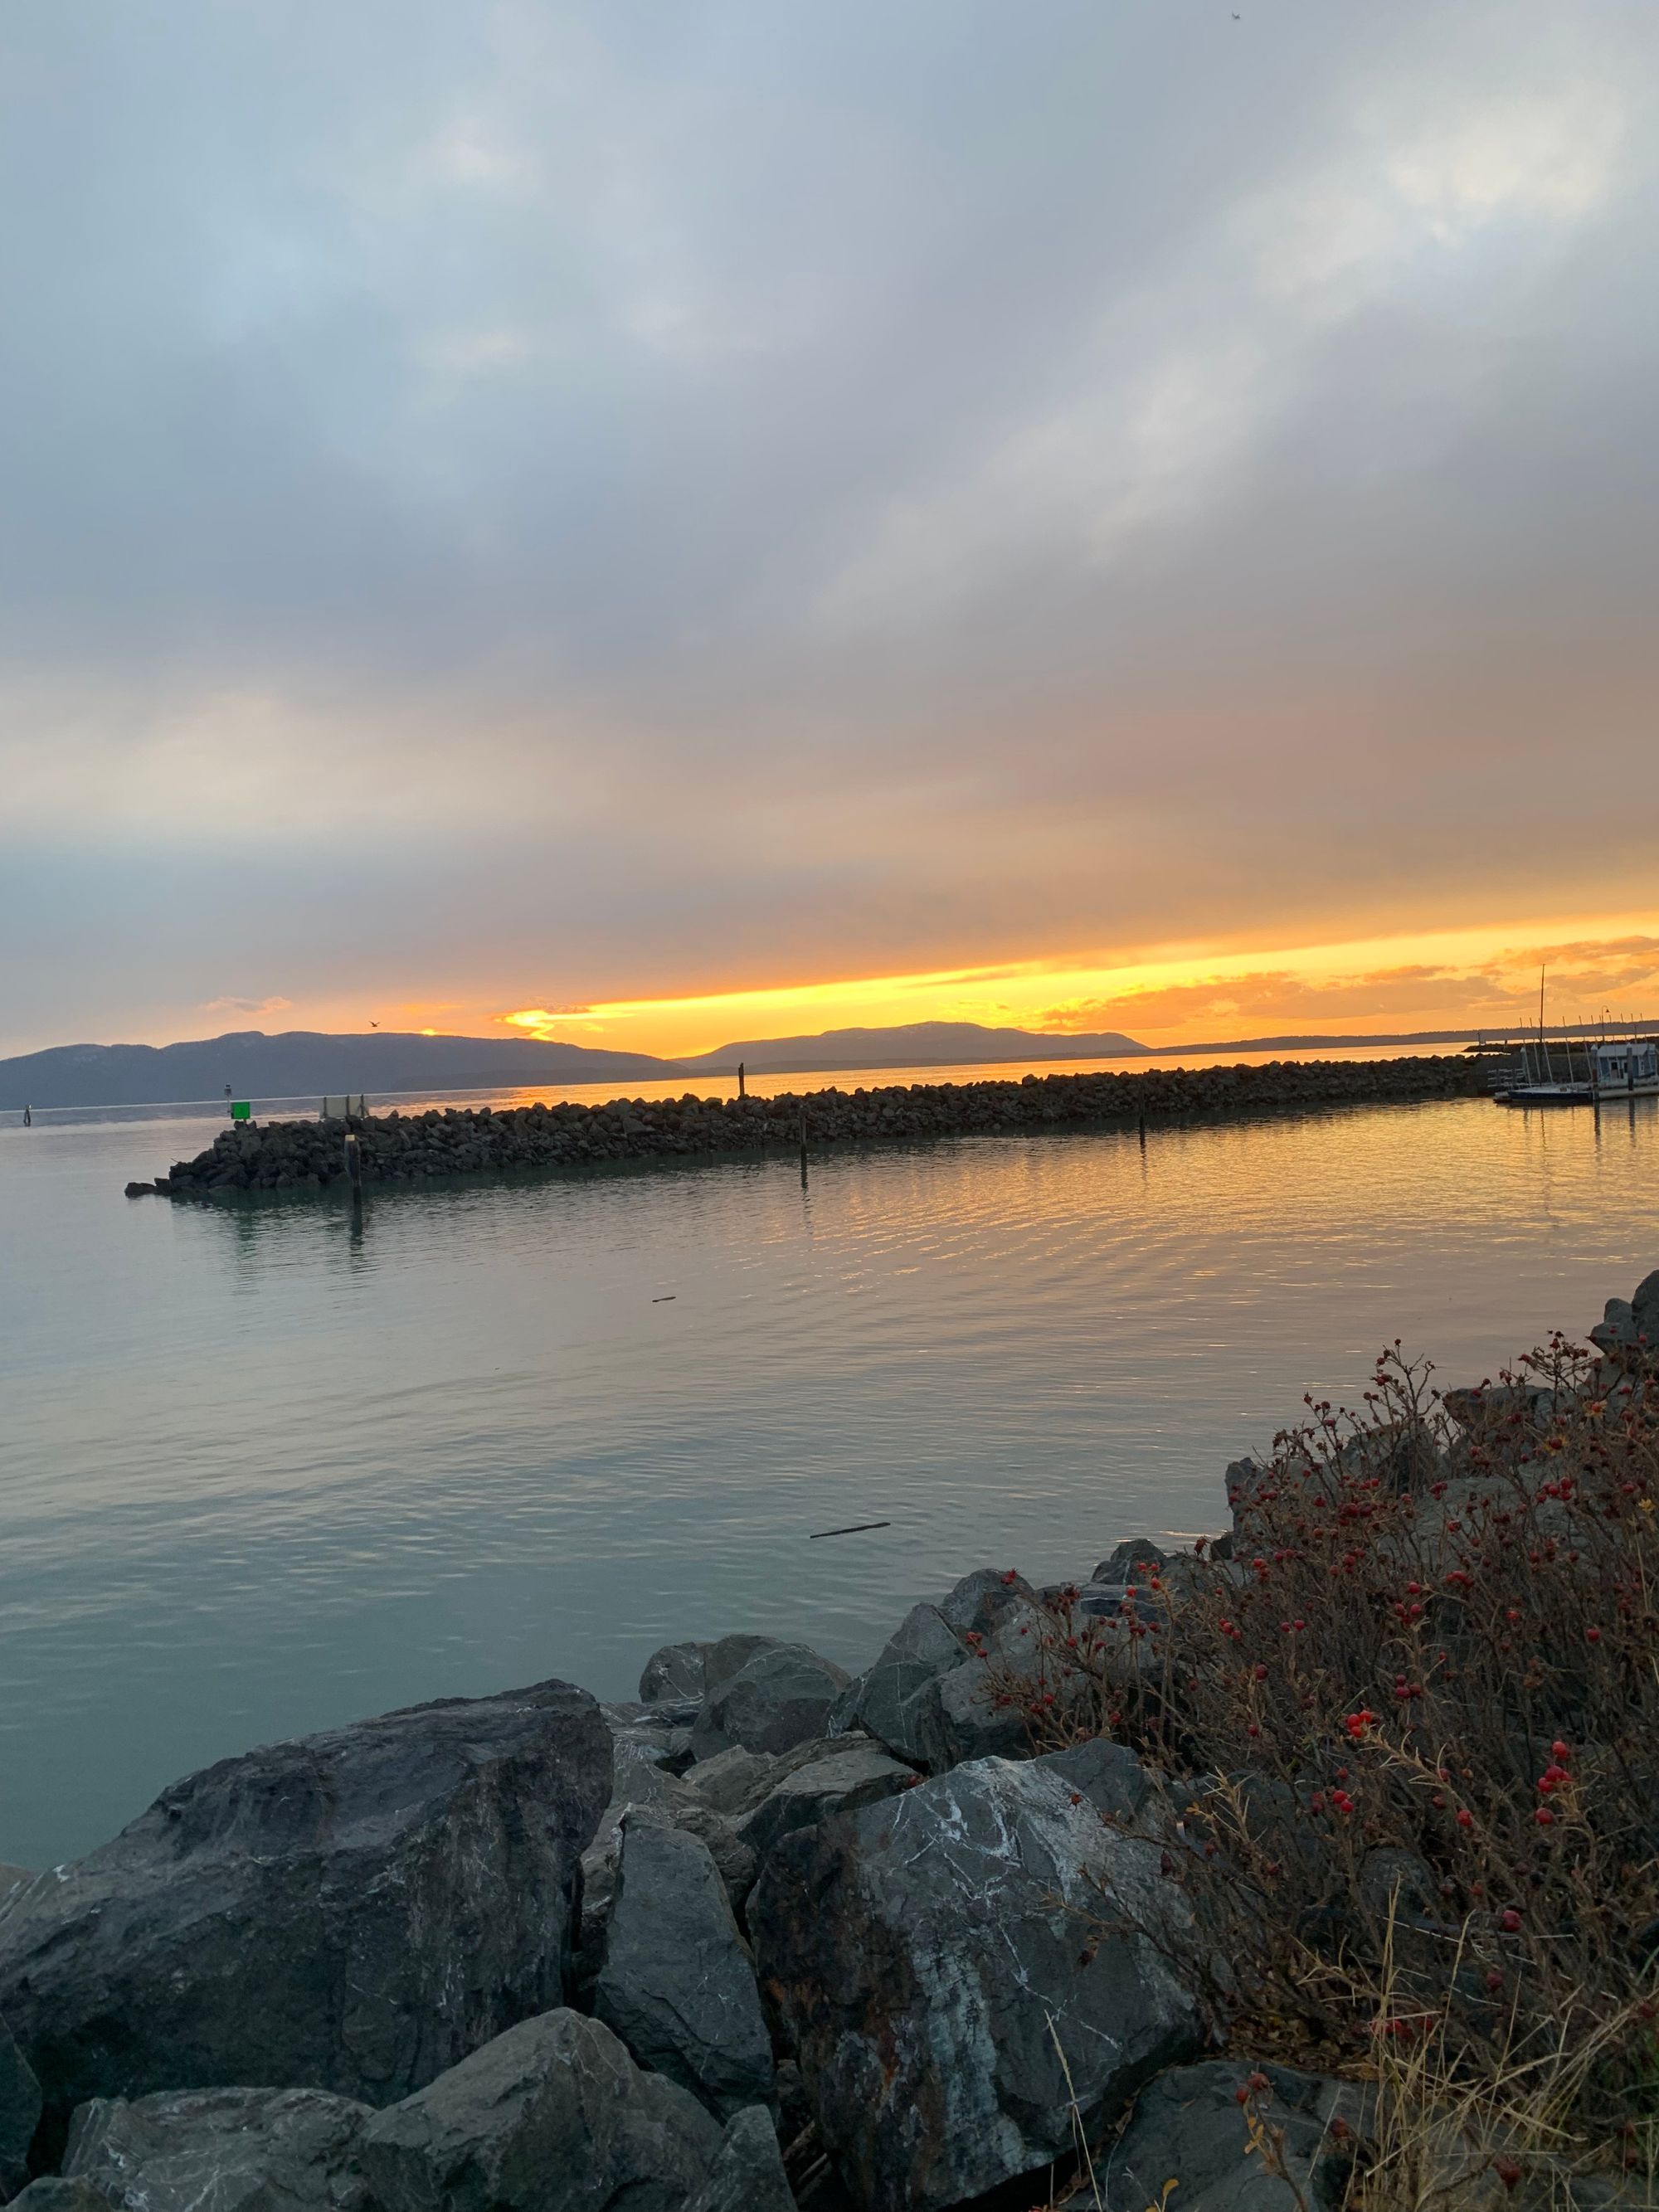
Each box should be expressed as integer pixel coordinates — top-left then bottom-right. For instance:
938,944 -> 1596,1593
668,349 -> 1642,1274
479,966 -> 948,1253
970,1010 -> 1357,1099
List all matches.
4,2 -> 1659,1061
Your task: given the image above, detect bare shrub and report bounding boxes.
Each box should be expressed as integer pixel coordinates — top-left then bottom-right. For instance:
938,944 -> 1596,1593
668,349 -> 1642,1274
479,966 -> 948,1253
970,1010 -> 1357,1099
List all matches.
989,1335 -> 1659,2203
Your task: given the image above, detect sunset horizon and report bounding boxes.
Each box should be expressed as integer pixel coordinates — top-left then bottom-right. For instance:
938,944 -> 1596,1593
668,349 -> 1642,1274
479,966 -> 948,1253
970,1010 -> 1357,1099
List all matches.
22,903 -> 1659,1065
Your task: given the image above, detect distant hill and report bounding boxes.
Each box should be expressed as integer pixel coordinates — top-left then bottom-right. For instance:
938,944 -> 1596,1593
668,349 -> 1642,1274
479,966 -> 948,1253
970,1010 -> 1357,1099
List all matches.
678,1019 -> 1147,1074
17,1014 -> 1641,1113
0,1029 -> 674,1110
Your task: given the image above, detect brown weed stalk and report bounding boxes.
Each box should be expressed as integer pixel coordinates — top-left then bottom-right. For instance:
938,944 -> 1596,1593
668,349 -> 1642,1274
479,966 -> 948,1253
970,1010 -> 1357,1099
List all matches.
988,1335 -> 1659,2199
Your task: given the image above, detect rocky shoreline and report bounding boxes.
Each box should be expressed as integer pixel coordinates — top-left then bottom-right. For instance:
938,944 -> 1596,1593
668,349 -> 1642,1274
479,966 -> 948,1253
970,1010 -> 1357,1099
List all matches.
0,1581 -> 1256,2212
2,1272 -> 1652,2212
135,1054 -> 1489,1198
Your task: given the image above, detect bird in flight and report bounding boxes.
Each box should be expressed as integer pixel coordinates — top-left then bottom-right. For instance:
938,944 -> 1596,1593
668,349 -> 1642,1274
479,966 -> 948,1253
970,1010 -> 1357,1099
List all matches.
370,1019 -> 380,1028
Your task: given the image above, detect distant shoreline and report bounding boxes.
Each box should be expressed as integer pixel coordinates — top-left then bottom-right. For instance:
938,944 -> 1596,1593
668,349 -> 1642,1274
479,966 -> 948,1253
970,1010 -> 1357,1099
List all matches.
708,1024 -> 1659,1078
13,1018 -> 1659,1113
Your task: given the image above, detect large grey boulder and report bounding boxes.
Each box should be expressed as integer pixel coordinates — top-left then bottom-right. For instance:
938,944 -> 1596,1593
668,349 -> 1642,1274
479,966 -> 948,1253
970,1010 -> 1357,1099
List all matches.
837,1602 -> 965,1770
640,1642 -> 714,1705
572,1703 -> 700,1996
576,1756 -> 770,1958
1093,1539 -> 1168,1582
750,1755 -> 1201,2212
697,1637 -> 784,1703
1031,1736 -> 1154,1825
1224,1456 -> 1272,1524
0,1680 -> 611,2128
1590,1298 -> 1641,1356
690,1646 -> 849,1763
1102,2061 -> 1365,2211
63,2086 -> 375,2212
734,1744 -> 915,1868
675,1746 -> 781,1817
935,1567 -> 1038,1641
658,1789 -> 758,1914
570,1815 -> 630,2007
932,1607 -> 1039,1764
840,1571 -> 1053,1774
580,1757 -> 767,1949
593,1815 -> 773,2121
654,1738 -> 900,1908
3,2181 -> 107,2212
1073,1577 -> 1165,1628
1,2015 -> 41,2198
599,1702 -> 691,1804
360,2010 -> 721,2212
685,2107 -> 795,2212
677,1736 -> 879,1824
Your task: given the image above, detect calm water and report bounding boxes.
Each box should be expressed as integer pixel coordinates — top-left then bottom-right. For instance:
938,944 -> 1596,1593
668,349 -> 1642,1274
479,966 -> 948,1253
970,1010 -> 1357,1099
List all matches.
2,1067 -> 1654,1869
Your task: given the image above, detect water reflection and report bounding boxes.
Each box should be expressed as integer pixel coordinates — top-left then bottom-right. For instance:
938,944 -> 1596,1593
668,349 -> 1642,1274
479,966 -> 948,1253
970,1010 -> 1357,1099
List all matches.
0,1091 -> 1654,1868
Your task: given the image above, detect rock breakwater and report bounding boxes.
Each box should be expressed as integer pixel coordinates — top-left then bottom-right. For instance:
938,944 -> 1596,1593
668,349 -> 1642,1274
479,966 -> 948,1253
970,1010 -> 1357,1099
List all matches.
144,1054 -> 1486,1198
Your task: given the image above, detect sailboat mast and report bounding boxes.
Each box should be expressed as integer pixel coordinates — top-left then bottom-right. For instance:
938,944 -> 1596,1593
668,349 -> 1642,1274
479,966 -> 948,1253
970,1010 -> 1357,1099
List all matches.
1540,964 -> 1549,1085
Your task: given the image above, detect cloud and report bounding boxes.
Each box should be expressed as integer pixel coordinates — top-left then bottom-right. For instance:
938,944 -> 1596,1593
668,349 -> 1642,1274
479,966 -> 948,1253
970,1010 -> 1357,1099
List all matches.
817,51 -> 1632,635
200,994 -> 294,1019
814,334 -> 1272,630
1386,86 -> 1623,242
1252,82 -> 1624,303
421,116 -> 543,197
499,1005 -> 603,1033
1041,939 -> 1659,1040
421,326 -> 535,377
3,1 -> 1659,1053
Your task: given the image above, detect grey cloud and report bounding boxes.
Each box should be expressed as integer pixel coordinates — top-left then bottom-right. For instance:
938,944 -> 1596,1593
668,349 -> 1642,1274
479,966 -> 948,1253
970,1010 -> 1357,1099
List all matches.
3,1 -> 1659,1048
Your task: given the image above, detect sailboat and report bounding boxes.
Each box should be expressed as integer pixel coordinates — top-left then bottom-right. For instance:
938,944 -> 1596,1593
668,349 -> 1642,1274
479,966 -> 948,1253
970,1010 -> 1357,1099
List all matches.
1493,970 -> 1659,1106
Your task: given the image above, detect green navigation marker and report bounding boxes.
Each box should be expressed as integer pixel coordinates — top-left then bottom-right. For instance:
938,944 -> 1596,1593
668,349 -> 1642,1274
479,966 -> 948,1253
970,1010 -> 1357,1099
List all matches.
230,1101 -> 252,1121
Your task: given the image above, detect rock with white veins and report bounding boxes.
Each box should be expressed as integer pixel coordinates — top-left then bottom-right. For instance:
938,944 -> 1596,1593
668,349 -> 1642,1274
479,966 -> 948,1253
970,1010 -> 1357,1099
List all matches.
749,1754 -> 1202,2212
63,2086 -> 375,2212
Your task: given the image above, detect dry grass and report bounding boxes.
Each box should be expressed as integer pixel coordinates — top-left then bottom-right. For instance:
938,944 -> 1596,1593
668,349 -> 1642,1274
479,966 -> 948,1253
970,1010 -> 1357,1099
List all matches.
989,1331 -> 1659,2206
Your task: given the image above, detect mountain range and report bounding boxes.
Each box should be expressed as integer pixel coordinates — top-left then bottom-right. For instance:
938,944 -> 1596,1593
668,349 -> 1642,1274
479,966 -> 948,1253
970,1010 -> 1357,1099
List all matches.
6,1015 -> 1623,1111
0,1030 -> 668,1111
678,1019 -> 1146,1073
1,1019 -> 1149,1108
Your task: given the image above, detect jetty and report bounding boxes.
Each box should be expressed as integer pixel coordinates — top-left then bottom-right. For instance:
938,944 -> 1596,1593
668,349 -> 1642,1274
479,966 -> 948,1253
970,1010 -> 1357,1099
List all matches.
139,1054 -> 1491,1198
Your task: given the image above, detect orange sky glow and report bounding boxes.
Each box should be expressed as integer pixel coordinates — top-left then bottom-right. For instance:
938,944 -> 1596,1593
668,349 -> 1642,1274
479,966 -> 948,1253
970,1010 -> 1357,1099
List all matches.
449,907 -> 1659,1062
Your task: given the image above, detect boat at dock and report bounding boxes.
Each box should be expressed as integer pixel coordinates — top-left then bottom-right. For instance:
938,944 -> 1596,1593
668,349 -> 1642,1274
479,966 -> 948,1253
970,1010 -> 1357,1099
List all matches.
1491,1034 -> 1659,1106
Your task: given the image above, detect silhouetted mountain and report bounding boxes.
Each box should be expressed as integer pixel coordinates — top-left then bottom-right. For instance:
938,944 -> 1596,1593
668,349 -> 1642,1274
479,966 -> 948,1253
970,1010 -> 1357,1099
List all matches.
0,1030 -> 674,1110
678,1019 -> 1146,1074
